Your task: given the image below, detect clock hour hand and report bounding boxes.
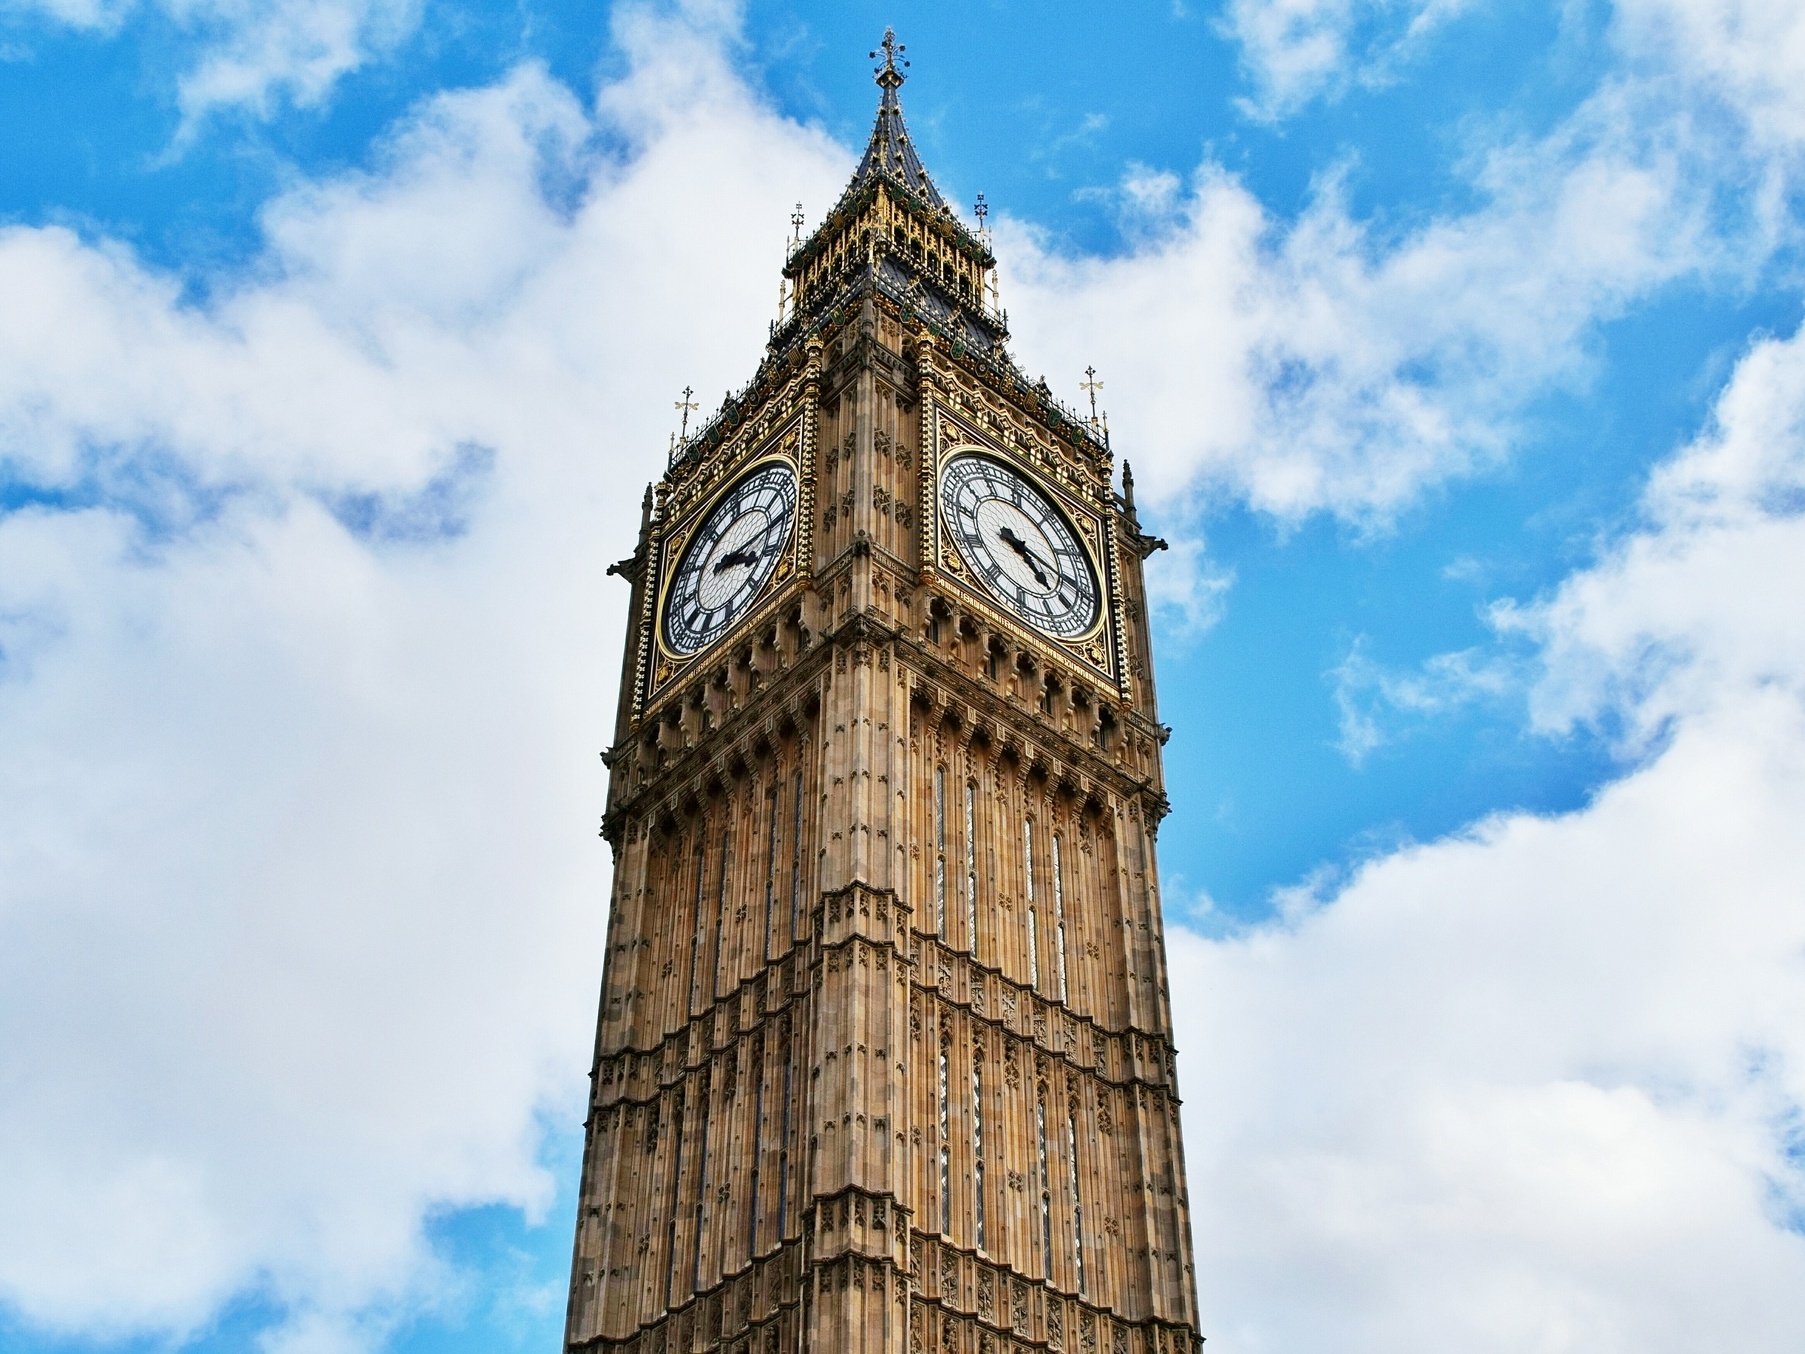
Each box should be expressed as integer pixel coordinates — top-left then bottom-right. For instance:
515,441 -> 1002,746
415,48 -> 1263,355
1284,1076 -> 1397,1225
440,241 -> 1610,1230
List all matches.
713,546 -> 760,573
996,526 -> 1052,587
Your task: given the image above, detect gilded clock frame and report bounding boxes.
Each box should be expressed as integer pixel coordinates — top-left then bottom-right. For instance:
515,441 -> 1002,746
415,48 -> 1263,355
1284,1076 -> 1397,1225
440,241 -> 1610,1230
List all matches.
928,409 -> 1128,697
641,437 -> 806,707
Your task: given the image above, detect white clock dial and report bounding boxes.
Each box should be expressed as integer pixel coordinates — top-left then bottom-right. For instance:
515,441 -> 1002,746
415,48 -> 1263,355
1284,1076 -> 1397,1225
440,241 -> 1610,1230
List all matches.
661,462 -> 797,656
940,453 -> 1100,639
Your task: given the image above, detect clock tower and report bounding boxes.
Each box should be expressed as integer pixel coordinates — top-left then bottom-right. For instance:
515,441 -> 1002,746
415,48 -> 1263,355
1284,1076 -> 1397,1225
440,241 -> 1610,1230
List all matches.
565,33 -> 1203,1354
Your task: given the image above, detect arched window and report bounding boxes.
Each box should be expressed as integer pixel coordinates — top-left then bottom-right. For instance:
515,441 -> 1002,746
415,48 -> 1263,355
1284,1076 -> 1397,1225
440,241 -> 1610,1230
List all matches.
712,825 -> 731,1001
688,838 -> 706,1012
1052,831 -> 1069,1002
972,1052 -> 987,1251
763,785 -> 779,959
934,766 -> 947,939
1067,1098 -> 1086,1295
964,780 -> 979,955
747,1043 -> 765,1256
663,1088 -> 687,1308
788,768 -> 804,941
1024,818 -> 1040,991
1036,1086 -> 1053,1277
776,1034 -> 793,1239
938,1033 -> 953,1233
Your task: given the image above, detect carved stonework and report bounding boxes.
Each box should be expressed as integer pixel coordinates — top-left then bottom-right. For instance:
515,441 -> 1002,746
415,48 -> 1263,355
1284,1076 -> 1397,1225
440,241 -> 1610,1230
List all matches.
566,32 -> 1197,1354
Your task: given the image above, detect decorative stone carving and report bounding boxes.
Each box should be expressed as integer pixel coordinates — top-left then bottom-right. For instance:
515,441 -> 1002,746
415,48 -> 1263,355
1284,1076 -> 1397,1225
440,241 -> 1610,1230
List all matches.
565,39 -> 1198,1354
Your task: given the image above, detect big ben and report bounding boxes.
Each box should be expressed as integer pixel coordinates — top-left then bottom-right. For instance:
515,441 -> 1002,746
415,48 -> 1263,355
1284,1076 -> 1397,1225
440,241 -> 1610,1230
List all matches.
565,32 -> 1203,1354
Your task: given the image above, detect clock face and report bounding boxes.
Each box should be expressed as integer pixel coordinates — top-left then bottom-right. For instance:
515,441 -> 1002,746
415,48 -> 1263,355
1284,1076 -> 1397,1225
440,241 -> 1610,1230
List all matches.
661,462 -> 798,656
940,453 -> 1101,639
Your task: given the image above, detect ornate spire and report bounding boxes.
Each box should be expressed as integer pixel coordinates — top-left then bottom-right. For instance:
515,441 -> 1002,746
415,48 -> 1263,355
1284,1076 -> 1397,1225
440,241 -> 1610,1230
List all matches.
850,28 -> 947,211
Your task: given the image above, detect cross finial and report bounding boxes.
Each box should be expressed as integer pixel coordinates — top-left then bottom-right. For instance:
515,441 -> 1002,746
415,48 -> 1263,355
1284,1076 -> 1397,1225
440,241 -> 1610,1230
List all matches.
790,202 -> 805,247
974,193 -> 989,232
871,27 -> 907,89
1081,366 -> 1104,425
675,385 -> 698,443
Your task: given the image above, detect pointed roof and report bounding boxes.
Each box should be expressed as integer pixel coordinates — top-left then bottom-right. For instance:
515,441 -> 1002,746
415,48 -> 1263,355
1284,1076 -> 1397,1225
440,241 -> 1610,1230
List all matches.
849,28 -> 947,212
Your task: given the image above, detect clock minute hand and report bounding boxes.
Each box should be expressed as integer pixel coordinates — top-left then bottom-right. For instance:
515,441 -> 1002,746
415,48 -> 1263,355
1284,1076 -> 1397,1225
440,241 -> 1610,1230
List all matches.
996,526 -> 1051,587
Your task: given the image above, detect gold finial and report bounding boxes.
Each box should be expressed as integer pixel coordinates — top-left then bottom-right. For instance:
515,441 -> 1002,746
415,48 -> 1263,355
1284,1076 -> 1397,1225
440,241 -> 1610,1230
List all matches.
871,27 -> 908,89
1081,366 -> 1104,427
675,385 -> 698,445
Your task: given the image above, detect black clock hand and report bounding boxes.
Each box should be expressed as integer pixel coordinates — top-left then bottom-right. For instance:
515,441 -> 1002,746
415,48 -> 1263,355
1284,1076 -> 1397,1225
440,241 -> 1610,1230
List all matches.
996,526 -> 1052,587
713,547 -> 760,573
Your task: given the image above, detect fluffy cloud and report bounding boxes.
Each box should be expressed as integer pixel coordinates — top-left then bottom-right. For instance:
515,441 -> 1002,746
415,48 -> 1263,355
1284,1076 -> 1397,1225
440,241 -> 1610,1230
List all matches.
12,0 -> 420,119
1048,0 -> 1793,531
1223,0 -> 1470,116
1001,113 -> 1709,523
1169,322 -> 1805,1351
0,12 -> 846,1348
1000,6 -> 1805,532
1329,639 -> 1514,764
5,1 -> 1805,1349
1617,0 -> 1805,162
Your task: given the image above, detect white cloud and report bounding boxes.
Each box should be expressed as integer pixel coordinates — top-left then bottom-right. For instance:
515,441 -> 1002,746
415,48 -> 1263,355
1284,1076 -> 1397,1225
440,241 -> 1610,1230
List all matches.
1001,109 -> 1709,524
1223,0 -> 1472,117
1000,0 -> 1805,530
169,0 -> 420,119
1059,0 -> 1798,534
5,1 -> 1805,1348
1168,320 -> 1805,1351
0,12 -> 847,1348
10,0 -> 421,120
1617,0 -> 1805,160
1330,638 -> 1517,763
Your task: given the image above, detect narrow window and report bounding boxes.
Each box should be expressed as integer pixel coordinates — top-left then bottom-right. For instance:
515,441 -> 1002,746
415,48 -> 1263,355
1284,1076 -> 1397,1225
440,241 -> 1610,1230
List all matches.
1036,1090 -> 1053,1278
972,1057 -> 987,1252
938,1036 -> 952,1234
789,768 -> 804,941
763,786 -> 779,959
747,1046 -> 764,1256
1052,831 -> 1069,1003
1067,1100 -> 1086,1295
712,827 -> 731,1001
964,781 -> 978,955
688,838 -> 706,1013
1024,818 -> 1040,991
934,766 -> 947,939
776,1040 -> 793,1239
692,1080 -> 711,1292
663,1090 -> 687,1309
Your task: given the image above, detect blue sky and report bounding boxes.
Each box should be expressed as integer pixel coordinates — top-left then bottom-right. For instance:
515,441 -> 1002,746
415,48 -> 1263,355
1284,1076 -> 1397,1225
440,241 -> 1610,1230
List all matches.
3,1 -> 1805,1351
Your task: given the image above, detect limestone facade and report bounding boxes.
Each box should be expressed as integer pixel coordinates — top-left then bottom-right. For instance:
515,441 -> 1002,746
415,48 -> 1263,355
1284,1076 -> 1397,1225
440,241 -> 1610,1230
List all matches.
565,36 -> 1201,1354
